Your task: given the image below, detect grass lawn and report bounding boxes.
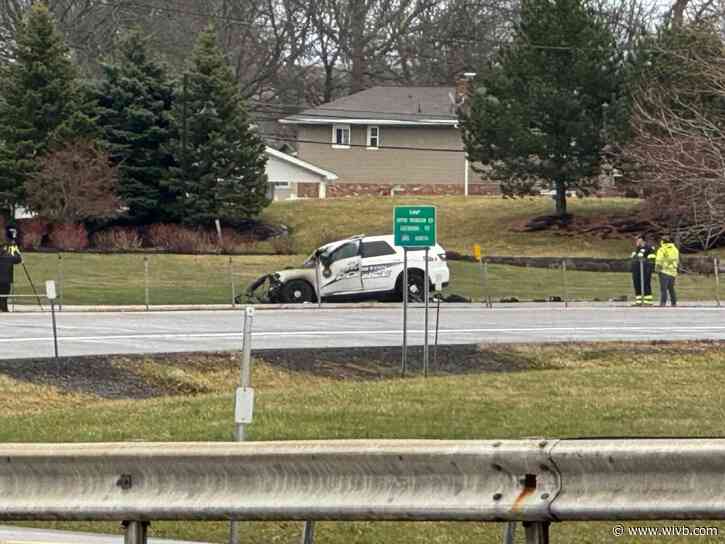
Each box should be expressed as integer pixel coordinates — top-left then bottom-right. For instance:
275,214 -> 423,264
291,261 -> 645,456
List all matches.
261,195 -> 640,256
3,342 -> 725,543
12,253 -> 299,306
8,197 -> 723,305
446,261 -> 725,303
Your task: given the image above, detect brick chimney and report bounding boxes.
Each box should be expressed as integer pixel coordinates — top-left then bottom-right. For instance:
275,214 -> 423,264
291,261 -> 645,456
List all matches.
454,71 -> 477,110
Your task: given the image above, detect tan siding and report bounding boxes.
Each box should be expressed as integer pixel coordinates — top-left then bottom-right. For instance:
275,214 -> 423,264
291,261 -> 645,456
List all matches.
298,125 -> 471,185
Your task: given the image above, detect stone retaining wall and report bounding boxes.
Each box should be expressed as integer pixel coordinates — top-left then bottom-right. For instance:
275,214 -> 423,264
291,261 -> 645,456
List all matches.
326,182 -> 499,198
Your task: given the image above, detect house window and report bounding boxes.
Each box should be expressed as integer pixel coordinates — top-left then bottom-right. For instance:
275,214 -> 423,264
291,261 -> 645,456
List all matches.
332,124 -> 350,148
367,126 -> 380,148
271,181 -> 290,189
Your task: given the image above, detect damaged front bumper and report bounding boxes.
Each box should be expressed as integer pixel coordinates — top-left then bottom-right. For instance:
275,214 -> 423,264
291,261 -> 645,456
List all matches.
237,273 -> 284,304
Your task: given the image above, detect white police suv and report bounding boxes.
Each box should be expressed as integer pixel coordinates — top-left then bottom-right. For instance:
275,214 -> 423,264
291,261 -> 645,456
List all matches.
254,234 -> 450,304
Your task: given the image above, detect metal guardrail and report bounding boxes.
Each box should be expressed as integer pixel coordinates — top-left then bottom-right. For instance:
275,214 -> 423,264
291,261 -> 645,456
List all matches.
1,439 -> 724,542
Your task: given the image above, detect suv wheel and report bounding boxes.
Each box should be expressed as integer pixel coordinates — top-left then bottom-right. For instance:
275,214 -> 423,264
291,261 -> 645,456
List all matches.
281,279 -> 316,303
397,271 -> 426,303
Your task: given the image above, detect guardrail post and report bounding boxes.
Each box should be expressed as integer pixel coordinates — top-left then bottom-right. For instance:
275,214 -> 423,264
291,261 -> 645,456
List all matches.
301,521 -> 315,544
523,521 -> 549,544
144,256 -> 150,311
123,521 -> 149,544
229,256 -> 236,308
57,254 -> 64,311
714,257 -> 720,308
503,521 -> 517,544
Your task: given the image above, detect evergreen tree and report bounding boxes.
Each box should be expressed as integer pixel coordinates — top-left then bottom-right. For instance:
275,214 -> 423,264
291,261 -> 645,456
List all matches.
461,0 -> 626,217
96,28 -> 177,224
0,2 -> 95,216
170,25 -> 268,226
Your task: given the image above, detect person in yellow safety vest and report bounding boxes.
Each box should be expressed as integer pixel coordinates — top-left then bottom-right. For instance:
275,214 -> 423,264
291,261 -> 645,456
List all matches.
630,236 -> 656,306
655,235 -> 679,307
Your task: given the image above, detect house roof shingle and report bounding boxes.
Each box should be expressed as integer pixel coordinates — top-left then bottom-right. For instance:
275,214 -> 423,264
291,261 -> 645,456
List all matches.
280,86 -> 458,125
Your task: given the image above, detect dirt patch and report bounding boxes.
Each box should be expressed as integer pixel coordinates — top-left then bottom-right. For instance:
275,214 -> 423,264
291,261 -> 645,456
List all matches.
510,213 -> 651,240
0,345 -> 539,399
259,345 -> 539,378
0,356 -> 164,399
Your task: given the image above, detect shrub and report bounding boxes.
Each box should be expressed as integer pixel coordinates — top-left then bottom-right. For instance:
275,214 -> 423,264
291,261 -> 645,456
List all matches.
17,217 -> 49,250
145,224 -> 177,250
92,227 -> 143,252
0,215 -> 5,244
49,223 -> 89,251
146,223 -> 218,254
220,228 -> 257,254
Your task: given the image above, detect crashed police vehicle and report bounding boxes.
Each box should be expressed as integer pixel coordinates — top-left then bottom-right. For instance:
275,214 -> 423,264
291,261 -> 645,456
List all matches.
245,234 -> 450,303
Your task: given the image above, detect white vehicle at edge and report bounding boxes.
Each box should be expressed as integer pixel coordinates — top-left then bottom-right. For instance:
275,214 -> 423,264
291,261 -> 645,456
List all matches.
264,234 -> 450,303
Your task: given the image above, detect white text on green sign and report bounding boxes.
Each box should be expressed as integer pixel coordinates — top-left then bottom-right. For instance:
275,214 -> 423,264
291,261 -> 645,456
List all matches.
394,206 -> 436,247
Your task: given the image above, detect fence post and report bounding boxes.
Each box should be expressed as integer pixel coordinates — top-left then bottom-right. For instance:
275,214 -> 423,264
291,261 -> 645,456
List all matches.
57,254 -> 64,311
483,258 -> 491,308
144,256 -> 150,311
229,256 -> 236,308
562,259 -> 569,308
715,257 -> 721,308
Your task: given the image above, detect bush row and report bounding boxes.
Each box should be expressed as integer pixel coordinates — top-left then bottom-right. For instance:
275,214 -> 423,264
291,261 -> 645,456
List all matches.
12,219 -> 298,255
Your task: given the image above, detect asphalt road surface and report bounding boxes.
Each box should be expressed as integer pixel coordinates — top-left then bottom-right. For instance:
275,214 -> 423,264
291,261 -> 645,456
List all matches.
1,304 -> 724,359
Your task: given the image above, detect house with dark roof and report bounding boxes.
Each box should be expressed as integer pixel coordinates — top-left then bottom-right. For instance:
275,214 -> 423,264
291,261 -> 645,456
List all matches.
279,84 -> 498,198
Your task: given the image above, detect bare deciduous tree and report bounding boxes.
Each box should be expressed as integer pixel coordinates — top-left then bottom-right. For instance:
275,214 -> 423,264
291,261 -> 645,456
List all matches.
25,140 -> 122,223
622,29 -> 725,249
0,0 -> 140,71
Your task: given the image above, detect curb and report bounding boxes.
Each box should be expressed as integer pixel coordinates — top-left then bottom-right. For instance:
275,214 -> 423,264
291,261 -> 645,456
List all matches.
5,301 -> 723,313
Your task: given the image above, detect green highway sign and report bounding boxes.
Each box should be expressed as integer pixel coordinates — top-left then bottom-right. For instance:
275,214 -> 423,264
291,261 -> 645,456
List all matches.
394,205 -> 436,247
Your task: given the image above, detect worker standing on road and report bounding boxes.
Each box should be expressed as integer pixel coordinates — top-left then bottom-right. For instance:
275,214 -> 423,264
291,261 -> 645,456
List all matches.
655,235 -> 679,307
0,237 -> 22,312
630,235 -> 656,306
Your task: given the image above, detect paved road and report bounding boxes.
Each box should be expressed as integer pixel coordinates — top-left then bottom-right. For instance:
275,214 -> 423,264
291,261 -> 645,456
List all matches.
0,304 -> 724,359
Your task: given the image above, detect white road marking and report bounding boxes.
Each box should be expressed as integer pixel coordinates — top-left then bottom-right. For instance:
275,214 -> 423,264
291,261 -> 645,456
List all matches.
1,324 -> 725,344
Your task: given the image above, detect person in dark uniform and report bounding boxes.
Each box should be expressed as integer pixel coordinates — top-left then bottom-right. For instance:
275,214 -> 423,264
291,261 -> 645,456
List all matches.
630,235 -> 656,306
0,230 -> 22,312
